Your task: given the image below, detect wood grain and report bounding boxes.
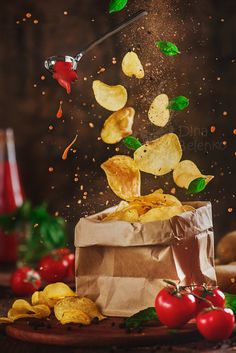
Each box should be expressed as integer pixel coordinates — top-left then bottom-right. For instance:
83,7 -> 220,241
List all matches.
6,316 -> 202,348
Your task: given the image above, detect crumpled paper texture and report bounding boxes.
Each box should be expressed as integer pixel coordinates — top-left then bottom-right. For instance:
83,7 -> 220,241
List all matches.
75,201 -> 216,317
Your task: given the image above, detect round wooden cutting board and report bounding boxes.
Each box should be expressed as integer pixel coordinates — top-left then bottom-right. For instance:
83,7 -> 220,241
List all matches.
6,317 -> 202,348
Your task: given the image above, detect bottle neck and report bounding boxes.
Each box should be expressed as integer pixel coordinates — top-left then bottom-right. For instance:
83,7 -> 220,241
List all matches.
0,129 -> 24,213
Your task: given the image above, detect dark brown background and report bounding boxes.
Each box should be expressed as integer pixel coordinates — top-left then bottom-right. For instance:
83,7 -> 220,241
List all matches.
0,0 -> 235,244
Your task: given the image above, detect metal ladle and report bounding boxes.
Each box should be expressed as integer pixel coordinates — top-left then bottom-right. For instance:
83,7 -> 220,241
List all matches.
44,10 -> 148,73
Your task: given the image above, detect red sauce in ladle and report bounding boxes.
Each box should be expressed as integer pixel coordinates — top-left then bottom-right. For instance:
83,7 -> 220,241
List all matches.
52,62 -> 78,94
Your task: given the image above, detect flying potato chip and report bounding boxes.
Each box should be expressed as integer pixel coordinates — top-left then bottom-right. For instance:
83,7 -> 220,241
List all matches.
122,51 -> 144,79
148,94 -> 170,127
54,297 -> 105,325
173,160 -> 214,189
101,107 -> 135,144
101,155 -> 141,200
92,80 -> 127,111
139,205 -> 187,223
134,133 -> 182,176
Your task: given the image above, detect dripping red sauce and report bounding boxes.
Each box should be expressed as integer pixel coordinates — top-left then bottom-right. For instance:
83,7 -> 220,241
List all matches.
52,62 -> 78,94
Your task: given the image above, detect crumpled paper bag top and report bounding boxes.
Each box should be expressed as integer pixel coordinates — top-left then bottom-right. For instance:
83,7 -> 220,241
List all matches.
75,201 -> 213,248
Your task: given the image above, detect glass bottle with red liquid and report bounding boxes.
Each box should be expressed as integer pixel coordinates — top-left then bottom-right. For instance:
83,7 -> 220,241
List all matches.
0,129 -> 25,264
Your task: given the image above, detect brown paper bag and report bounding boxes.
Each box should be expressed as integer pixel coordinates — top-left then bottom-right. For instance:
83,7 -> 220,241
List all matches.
74,201 -> 216,317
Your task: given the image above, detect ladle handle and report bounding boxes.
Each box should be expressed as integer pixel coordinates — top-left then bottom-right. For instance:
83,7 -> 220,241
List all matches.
76,10 -> 148,59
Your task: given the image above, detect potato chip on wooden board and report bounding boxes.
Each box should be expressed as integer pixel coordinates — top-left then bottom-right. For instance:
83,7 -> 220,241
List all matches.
101,155 -> 141,200
173,160 -> 214,189
92,80 -> 127,111
101,107 -> 135,144
31,282 -> 76,308
148,94 -> 170,127
54,297 -> 105,325
134,133 -> 182,176
122,51 -> 144,78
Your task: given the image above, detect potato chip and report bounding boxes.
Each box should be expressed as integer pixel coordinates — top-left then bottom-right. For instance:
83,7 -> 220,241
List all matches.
115,200 -> 129,211
173,160 -> 214,189
7,305 -> 50,321
148,94 -> 170,127
92,80 -> 127,111
30,304 -> 51,317
12,299 -> 33,313
139,205 -> 187,223
43,282 -> 76,300
7,309 -> 36,321
0,317 -> 13,324
182,204 -> 196,212
11,299 -> 50,317
31,290 -> 57,308
54,297 -> 105,325
101,107 -> 135,144
101,155 -> 141,200
31,291 -> 40,306
134,133 -> 182,176
130,190 -> 181,207
58,310 -> 91,325
104,207 -> 140,222
74,297 -> 106,321
31,283 -> 76,308
122,51 -> 144,79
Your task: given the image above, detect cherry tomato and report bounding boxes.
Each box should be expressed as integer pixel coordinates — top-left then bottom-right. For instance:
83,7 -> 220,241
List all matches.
38,250 -> 69,283
11,267 -> 41,296
63,253 -> 75,278
155,287 -> 196,328
196,308 -> 235,341
192,286 -> 225,315
52,248 -> 75,278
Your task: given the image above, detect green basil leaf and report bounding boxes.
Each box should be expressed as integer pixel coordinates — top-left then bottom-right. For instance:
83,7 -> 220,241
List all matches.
187,177 -> 206,194
155,41 -> 180,56
109,0 -> 128,13
169,96 -> 189,111
225,293 -> 236,315
123,136 -> 142,150
124,307 -> 158,330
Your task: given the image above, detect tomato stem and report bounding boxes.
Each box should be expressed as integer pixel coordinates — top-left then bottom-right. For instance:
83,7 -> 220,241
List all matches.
192,292 -> 215,310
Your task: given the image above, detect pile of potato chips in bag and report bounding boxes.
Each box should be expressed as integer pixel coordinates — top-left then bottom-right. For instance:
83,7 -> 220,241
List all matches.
92,51 -> 214,223
0,282 -> 105,325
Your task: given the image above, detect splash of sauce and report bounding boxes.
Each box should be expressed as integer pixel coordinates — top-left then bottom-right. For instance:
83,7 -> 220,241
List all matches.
52,62 -> 78,94
62,134 -> 78,160
56,100 -> 63,118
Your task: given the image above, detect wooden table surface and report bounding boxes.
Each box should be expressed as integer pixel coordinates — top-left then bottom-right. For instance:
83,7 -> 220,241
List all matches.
1,286 -> 236,353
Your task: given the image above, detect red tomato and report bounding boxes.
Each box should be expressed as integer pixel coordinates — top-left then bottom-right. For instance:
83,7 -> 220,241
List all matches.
52,248 -> 75,278
155,287 -> 196,328
11,267 -> 41,296
192,286 -> 225,315
196,308 -> 235,341
38,251 -> 69,283
63,253 -> 75,278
